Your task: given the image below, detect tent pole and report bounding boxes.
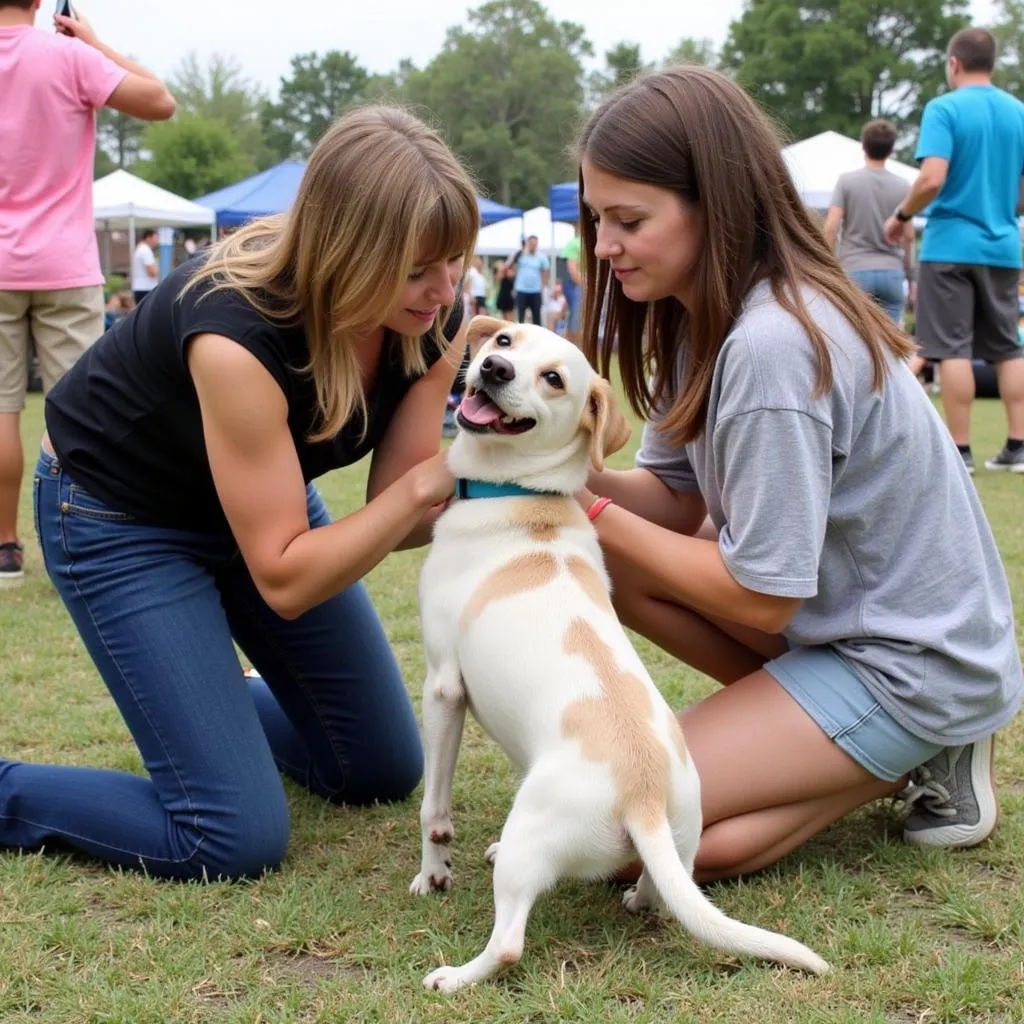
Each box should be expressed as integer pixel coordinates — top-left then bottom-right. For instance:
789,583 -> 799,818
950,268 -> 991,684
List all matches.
128,218 -> 136,285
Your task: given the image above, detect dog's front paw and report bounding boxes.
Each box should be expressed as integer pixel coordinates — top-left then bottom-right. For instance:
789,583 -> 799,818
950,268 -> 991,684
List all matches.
410,869 -> 453,895
423,964 -> 471,993
484,842 -> 500,865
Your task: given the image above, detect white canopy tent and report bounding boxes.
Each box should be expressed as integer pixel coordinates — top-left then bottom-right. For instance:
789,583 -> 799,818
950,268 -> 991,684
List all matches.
475,206 -> 575,257
93,169 -> 217,271
781,131 -> 920,211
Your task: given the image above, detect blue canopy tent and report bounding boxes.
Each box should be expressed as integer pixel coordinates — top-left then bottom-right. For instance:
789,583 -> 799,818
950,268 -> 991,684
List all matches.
194,161 -> 307,228
549,181 -> 579,223
478,196 -> 524,225
196,161 -> 524,229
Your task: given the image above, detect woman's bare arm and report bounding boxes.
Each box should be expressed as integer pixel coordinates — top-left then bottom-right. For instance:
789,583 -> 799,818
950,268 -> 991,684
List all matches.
188,334 -> 449,619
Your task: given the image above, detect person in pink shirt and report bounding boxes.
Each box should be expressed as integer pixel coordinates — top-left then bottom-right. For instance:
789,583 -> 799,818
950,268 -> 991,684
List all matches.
0,0 -> 174,584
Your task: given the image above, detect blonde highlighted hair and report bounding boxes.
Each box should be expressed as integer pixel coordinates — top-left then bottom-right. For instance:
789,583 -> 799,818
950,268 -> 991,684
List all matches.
578,66 -> 915,445
186,106 -> 480,440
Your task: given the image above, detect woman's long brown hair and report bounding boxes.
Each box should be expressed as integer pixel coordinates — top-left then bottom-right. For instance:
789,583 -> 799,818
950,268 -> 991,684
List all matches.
578,66 -> 915,445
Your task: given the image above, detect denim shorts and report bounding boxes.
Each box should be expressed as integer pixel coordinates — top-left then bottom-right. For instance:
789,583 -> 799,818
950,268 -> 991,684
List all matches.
764,645 -> 942,781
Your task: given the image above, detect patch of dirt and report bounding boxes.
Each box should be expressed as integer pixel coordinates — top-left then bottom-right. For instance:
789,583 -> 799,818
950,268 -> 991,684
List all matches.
264,951 -> 364,986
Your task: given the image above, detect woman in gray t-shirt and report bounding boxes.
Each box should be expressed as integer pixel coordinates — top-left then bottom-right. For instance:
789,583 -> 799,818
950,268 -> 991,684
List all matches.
576,66 -> 1022,884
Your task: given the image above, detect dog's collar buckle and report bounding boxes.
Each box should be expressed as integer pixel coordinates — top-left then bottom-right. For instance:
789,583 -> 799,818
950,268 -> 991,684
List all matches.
455,479 -> 556,500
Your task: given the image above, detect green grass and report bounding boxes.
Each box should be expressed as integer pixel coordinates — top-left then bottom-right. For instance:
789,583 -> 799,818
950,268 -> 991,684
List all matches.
2,392 -> 1023,1024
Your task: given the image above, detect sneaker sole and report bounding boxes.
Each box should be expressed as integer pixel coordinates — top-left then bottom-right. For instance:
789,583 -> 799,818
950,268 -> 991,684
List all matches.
983,461 -> 1024,472
0,571 -> 25,588
903,735 -> 999,848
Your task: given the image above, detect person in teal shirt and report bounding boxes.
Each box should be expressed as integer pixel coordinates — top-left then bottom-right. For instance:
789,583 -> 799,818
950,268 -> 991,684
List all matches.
885,27 -> 1024,474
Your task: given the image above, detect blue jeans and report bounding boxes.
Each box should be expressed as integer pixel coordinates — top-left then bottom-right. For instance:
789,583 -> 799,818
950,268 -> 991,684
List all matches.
562,280 -> 581,332
2,448 -> 423,880
850,268 -> 905,325
765,646 -> 941,782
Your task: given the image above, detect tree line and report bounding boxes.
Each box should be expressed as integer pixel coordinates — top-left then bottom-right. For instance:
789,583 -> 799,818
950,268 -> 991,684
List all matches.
95,0 -> 1024,211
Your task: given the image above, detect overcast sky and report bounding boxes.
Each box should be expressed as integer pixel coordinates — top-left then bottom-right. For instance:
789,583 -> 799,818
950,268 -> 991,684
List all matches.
60,0 -> 998,97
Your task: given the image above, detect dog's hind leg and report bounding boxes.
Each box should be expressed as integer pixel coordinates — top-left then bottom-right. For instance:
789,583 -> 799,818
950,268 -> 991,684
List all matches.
410,661 -> 466,896
423,776 -> 562,993
622,867 -> 665,916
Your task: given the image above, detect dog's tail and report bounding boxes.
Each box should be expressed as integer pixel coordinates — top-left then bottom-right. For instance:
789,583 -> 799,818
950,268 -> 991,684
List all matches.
626,819 -> 829,974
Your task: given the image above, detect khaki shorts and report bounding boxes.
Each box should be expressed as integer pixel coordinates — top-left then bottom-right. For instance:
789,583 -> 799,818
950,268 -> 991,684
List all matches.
0,286 -> 103,412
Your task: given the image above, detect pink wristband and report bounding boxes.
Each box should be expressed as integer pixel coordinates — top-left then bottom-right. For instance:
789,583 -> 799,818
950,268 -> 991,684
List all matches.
586,496 -> 614,522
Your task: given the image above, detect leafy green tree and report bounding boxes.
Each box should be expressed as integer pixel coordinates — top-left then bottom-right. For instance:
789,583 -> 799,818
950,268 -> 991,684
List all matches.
365,58 -> 420,103
664,36 -> 718,68
587,42 -> 652,105
721,0 -> 969,141
404,0 -> 591,208
991,0 -> 1024,99
138,114 -> 254,199
94,145 -> 117,179
262,51 -> 371,159
96,107 -> 147,170
166,52 -> 273,169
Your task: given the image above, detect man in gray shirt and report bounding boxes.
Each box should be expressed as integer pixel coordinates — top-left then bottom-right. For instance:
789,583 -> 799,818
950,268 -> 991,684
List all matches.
824,120 -> 915,324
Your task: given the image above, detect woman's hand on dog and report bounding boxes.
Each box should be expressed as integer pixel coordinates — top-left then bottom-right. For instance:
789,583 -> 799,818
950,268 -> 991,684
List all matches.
407,451 -> 456,510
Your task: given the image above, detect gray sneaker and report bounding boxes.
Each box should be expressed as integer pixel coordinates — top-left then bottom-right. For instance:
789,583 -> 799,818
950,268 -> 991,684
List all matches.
984,445 -> 1024,472
959,449 -> 975,475
901,735 -> 998,848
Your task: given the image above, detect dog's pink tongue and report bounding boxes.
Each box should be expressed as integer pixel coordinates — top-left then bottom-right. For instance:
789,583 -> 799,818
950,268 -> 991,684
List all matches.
458,392 -> 503,426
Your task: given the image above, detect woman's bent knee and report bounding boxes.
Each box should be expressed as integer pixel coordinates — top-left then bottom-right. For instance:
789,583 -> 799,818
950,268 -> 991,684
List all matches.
180,798 -> 292,882
331,743 -> 423,807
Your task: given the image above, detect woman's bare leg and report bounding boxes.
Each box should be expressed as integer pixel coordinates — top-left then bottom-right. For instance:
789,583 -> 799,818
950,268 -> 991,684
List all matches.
606,549 -> 787,683
681,671 -> 901,880
605,549 -> 898,881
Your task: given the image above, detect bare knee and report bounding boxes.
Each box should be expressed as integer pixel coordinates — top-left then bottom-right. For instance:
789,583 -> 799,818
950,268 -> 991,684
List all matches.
694,816 -> 777,880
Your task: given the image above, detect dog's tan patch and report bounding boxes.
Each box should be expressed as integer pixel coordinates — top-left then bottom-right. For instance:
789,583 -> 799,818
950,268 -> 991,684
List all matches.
508,498 -> 586,542
565,555 -> 613,613
583,377 -> 632,472
466,315 -> 510,354
561,619 -> 669,829
460,551 -> 560,628
666,709 -> 688,764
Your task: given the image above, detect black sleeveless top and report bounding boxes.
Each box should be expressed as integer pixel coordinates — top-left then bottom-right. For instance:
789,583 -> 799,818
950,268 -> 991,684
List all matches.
46,256 -> 461,531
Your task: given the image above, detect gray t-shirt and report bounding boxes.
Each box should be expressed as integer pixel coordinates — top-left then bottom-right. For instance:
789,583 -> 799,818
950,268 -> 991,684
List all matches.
636,282 -> 1022,745
829,167 -> 910,273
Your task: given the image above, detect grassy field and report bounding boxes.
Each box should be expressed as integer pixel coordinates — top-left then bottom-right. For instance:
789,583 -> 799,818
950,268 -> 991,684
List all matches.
1,391 -> 1022,1024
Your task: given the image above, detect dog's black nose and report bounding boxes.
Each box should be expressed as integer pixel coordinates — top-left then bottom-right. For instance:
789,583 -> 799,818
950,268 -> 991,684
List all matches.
479,354 -> 515,384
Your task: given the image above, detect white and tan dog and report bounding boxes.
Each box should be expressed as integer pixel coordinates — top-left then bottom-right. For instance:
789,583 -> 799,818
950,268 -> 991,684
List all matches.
410,317 -> 829,992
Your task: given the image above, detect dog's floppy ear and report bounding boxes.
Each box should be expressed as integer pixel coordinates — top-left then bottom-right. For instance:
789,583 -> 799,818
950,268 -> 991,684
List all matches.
466,315 -> 510,355
584,376 -> 631,471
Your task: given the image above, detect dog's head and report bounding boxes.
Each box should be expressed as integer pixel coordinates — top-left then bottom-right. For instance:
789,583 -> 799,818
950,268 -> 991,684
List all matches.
448,316 -> 631,493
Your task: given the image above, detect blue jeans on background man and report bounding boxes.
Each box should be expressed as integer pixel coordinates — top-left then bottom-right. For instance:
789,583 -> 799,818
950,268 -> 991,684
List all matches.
850,268 -> 906,325
0,448 -> 423,880
562,279 -> 580,334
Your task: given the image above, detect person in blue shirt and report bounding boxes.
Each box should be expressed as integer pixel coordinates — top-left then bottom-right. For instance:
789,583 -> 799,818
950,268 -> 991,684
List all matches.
885,27 -> 1024,474
506,235 -> 549,325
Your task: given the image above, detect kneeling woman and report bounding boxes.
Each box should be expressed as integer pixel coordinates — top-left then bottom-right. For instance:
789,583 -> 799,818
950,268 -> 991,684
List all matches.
577,67 -> 1021,880
4,106 -> 476,880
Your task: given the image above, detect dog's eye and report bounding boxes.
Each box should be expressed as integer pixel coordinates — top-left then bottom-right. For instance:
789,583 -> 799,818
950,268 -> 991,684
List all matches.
543,371 -> 564,389
495,333 -> 512,347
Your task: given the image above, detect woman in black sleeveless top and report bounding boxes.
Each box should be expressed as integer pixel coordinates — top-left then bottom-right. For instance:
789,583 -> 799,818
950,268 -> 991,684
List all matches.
11,106 -> 478,881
